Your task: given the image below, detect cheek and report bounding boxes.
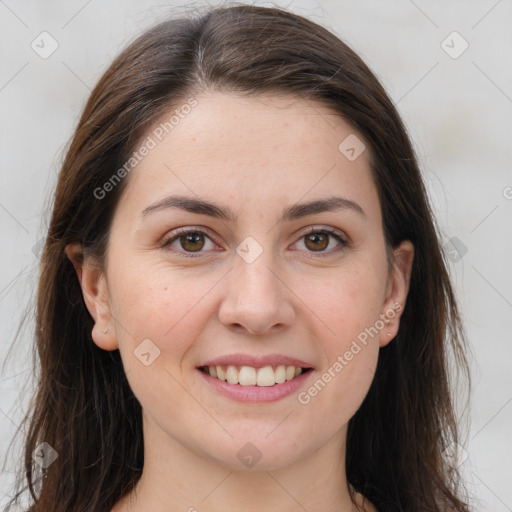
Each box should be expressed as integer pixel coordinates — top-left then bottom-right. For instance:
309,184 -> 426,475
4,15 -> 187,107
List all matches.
318,344 -> 379,428
109,261 -> 220,362
108,264 -> 219,412
301,290 -> 381,428
295,261 -> 384,415
307,261 -> 387,341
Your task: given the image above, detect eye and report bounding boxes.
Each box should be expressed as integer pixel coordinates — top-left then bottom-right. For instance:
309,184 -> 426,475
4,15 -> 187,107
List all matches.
162,226 -> 349,258
162,227 -> 218,257
293,227 -> 348,255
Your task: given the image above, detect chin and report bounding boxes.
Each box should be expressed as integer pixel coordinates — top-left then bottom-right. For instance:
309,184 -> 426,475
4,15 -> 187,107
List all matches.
199,433 -> 311,472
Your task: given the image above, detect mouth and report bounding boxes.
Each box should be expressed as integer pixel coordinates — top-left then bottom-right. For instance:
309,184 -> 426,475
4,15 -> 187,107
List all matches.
197,364 -> 314,387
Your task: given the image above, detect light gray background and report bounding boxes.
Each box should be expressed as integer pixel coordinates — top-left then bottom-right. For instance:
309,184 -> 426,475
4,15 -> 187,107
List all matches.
1,0 -> 511,510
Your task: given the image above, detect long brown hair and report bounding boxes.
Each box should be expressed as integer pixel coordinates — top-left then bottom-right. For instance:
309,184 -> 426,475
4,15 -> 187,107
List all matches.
5,4 -> 472,511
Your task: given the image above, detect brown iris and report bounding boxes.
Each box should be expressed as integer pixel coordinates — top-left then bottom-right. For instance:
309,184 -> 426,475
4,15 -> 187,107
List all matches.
180,232 -> 205,252
304,232 -> 329,251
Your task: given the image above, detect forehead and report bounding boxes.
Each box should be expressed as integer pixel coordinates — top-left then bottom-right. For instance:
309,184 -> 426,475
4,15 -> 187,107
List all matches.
115,92 -> 380,223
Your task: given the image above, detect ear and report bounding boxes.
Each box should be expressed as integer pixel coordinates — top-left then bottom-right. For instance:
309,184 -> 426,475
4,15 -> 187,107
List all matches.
378,240 -> 414,347
65,243 -> 118,351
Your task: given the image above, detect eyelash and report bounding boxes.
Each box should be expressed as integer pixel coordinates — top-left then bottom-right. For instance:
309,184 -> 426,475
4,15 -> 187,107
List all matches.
161,226 -> 349,259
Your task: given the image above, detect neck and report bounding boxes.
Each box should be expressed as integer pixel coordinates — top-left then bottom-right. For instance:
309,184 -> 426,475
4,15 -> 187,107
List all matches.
112,414 -> 360,512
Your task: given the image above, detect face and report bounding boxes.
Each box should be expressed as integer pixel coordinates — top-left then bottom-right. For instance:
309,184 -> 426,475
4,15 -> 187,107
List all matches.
74,92 -> 413,471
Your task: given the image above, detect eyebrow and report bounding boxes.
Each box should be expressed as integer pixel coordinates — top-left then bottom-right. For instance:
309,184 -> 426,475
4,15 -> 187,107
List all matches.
140,194 -> 366,222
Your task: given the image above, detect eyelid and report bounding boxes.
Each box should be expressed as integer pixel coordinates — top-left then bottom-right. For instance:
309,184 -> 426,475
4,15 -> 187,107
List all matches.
161,226 -> 221,257
291,225 -> 349,255
161,224 -> 350,258
299,225 -> 348,241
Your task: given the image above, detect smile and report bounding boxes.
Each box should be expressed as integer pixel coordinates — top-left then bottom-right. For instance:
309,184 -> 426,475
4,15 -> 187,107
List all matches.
197,364 -> 314,402
198,364 -> 312,387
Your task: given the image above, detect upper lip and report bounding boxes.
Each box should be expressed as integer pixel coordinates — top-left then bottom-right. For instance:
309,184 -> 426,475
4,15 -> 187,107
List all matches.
199,353 -> 314,369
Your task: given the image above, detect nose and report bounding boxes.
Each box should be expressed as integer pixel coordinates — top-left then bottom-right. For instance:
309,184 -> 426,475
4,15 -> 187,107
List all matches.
218,249 -> 296,336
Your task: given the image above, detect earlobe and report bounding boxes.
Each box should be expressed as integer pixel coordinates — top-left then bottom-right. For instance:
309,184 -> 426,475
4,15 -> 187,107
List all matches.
65,243 -> 119,351
379,240 -> 414,347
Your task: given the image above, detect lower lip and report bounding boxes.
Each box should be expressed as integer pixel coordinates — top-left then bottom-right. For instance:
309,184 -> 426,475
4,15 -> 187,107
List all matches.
197,368 -> 313,402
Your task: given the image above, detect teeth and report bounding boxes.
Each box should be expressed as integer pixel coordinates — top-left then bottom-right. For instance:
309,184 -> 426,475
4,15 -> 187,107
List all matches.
256,366 -> 275,387
275,365 -> 286,384
204,364 -> 305,386
239,366 -> 257,386
226,365 -> 239,385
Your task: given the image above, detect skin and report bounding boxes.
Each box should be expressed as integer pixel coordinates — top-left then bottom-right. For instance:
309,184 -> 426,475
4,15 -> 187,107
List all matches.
66,92 -> 414,512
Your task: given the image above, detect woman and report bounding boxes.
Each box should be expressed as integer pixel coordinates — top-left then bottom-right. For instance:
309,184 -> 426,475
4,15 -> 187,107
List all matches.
6,4 -> 471,511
